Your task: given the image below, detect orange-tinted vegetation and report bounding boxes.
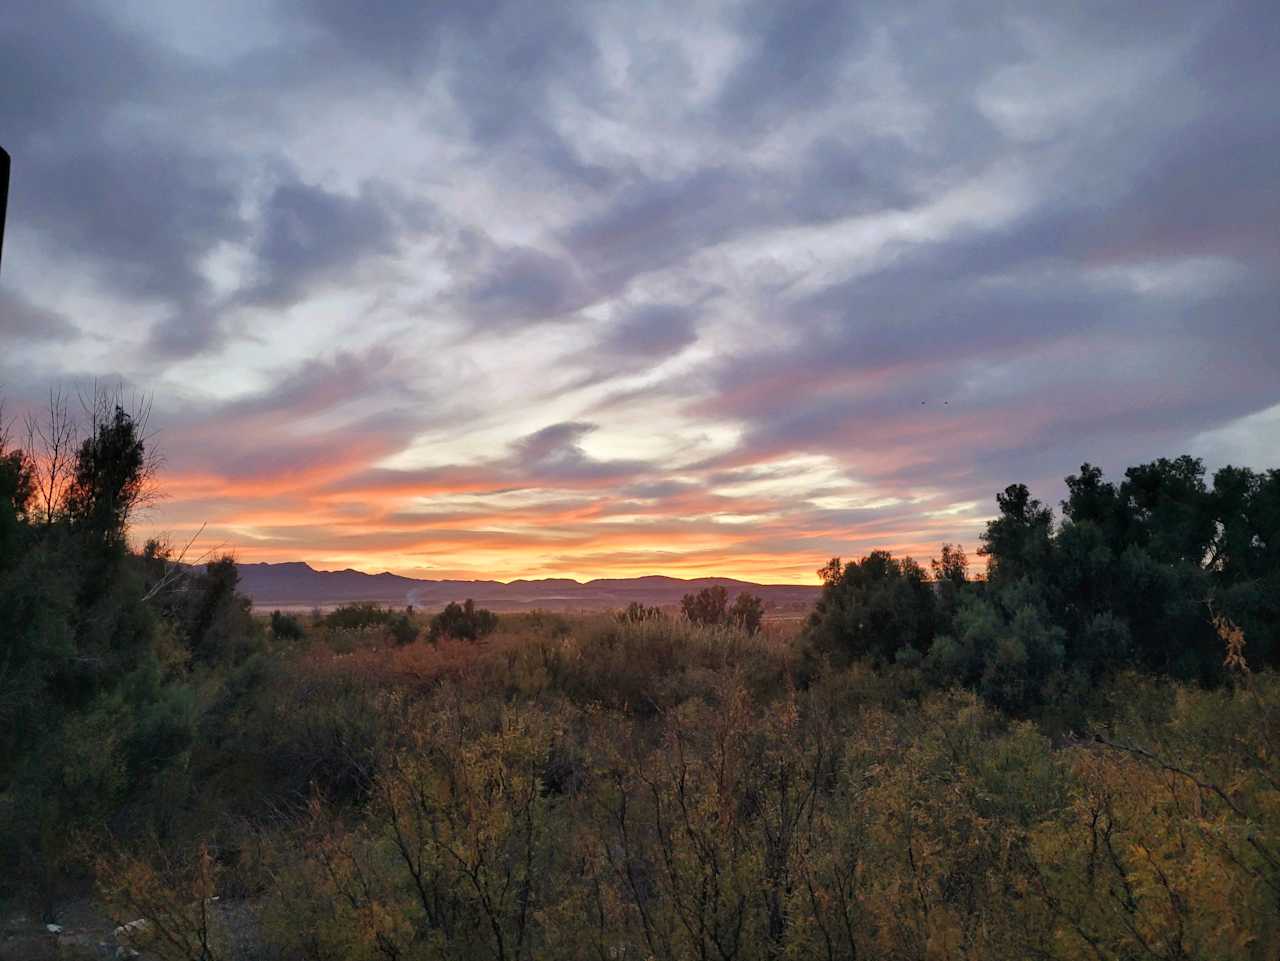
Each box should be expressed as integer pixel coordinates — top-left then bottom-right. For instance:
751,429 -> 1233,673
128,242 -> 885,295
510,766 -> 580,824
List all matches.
2,400 -> 1277,960
83,611 -> 1280,961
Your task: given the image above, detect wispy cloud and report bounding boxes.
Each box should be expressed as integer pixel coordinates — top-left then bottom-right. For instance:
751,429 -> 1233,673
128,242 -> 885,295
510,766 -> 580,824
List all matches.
2,0 -> 1277,582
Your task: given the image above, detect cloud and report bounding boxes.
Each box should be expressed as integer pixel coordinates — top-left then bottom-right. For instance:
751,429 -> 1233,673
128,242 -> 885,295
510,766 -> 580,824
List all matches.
0,3 -> 155,144
0,290 -> 79,341
294,0 -> 613,190
562,167 -> 764,292
148,345 -> 438,492
27,134 -> 245,309
714,0 -> 866,133
239,180 -> 407,307
460,245 -> 592,325
509,421 -> 648,482
557,303 -> 701,391
602,304 -> 699,357
6,0 -> 1279,581
1,6 -> 244,312
290,0 -> 462,78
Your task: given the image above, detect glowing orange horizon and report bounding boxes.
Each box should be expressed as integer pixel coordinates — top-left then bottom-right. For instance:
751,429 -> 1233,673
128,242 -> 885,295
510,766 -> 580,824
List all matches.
136,499 -> 987,587
132,433 -> 996,588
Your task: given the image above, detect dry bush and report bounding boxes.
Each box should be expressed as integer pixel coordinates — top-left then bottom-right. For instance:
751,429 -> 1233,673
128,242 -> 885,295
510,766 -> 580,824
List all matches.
93,839 -> 224,961
1027,673 -> 1280,960
260,696 -> 575,961
292,613 -> 799,713
78,609 -> 1279,961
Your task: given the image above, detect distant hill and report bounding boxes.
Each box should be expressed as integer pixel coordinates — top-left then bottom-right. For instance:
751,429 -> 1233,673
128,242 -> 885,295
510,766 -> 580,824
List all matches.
236,561 -> 821,612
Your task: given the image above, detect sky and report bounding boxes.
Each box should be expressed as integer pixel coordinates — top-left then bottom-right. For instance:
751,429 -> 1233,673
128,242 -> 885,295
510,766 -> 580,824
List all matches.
1,0 -> 1277,584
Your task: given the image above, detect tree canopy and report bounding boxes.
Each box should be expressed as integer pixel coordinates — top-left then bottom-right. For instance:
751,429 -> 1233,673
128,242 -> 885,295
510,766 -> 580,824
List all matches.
804,455 -> 1280,708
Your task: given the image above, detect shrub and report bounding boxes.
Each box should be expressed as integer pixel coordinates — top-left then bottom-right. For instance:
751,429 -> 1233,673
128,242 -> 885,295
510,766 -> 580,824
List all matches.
428,599 -> 498,642
681,585 -> 728,625
804,551 -> 936,666
545,613 -> 794,714
269,609 -> 305,641
617,601 -> 664,623
230,660 -> 386,807
322,601 -> 394,632
728,592 -> 765,634
94,840 -> 225,961
389,611 -> 419,646
514,609 -> 573,638
185,555 -> 259,665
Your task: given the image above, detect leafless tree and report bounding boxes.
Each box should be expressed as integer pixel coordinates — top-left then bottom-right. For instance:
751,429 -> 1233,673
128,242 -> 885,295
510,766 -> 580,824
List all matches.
24,387 -> 76,525
140,522 -> 218,603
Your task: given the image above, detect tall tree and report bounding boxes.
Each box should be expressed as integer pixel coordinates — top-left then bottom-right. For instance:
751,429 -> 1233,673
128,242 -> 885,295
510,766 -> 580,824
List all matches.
64,399 -> 152,544
980,484 -> 1054,585
805,551 -> 936,666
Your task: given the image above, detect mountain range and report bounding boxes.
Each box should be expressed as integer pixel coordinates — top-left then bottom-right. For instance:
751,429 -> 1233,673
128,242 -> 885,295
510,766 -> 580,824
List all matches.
236,561 -> 821,613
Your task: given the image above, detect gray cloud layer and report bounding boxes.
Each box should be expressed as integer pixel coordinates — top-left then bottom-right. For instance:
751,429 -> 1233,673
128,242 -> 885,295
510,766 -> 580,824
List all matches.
1,0 -> 1277,577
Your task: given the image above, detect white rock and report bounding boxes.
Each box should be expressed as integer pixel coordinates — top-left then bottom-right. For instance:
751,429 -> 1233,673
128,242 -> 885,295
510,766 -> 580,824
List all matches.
45,923 -> 63,934
113,918 -> 149,938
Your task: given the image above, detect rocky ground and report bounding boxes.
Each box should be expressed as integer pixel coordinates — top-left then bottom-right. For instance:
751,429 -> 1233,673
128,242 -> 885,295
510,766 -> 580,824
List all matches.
2,898 -> 125,960
0,899 -> 263,961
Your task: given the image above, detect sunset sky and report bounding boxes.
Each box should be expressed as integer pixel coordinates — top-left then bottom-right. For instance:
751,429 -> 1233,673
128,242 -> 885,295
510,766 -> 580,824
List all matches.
2,1 -> 1277,583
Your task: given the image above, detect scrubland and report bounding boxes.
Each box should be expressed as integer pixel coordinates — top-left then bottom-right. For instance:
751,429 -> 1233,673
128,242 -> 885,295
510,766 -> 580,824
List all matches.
4,607 -> 1274,961
2,402 -> 1277,959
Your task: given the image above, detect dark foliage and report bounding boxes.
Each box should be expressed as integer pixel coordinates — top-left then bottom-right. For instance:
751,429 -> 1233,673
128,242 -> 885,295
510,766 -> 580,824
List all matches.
804,456 -> 1280,712
728,592 -> 765,635
389,611 -> 419,646
806,551 -> 936,666
322,601 -> 396,632
618,601 -> 664,623
63,404 -> 148,545
186,555 -> 257,665
681,585 -> 728,625
0,394 -> 270,907
269,610 -> 306,641
428,599 -> 499,642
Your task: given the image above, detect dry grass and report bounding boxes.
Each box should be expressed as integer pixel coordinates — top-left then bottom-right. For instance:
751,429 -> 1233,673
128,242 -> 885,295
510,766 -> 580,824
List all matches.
291,611 -> 803,711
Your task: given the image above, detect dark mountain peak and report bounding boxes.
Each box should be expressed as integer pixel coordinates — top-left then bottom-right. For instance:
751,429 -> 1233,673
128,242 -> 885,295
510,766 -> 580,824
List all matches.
243,560 -> 315,573
235,560 -> 820,611
585,574 -> 678,585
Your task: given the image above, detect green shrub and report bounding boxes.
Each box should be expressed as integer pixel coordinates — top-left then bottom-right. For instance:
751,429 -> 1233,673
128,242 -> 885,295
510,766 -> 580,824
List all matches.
322,601 -> 394,632
269,609 -> 306,641
681,585 -> 728,625
389,611 -> 419,646
428,599 -> 498,642
805,551 -> 936,666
